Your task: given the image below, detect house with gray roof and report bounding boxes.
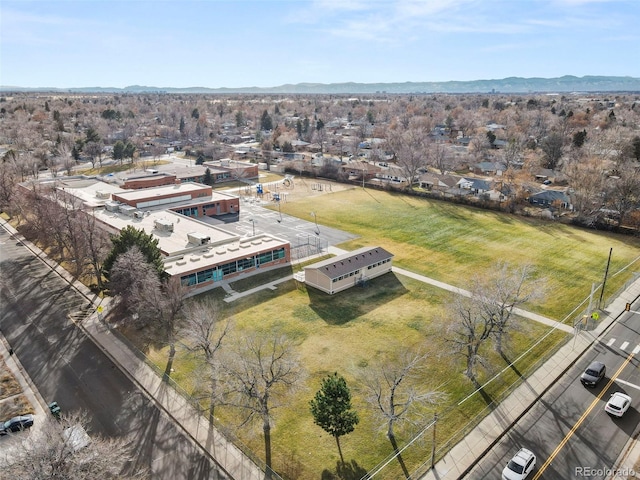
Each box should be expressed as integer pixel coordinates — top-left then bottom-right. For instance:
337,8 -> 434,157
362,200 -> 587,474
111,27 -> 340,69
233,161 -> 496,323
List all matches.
302,246 -> 393,295
528,189 -> 572,209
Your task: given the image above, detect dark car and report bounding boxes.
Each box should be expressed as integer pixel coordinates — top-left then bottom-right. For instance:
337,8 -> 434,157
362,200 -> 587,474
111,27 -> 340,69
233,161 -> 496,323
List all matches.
0,414 -> 34,435
580,361 -> 606,387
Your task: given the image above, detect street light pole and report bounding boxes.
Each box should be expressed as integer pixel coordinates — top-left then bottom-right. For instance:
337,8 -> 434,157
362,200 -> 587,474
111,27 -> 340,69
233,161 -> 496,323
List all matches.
249,218 -> 255,236
310,211 -> 319,235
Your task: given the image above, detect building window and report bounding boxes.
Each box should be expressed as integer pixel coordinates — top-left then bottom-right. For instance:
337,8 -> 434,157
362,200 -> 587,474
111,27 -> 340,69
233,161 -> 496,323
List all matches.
220,261 -> 237,275
237,256 -> 255,271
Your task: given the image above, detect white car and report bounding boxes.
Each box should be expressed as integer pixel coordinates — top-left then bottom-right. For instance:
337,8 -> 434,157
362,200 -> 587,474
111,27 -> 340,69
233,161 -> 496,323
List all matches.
605,392 -> 632,417
502,448 -> 536,480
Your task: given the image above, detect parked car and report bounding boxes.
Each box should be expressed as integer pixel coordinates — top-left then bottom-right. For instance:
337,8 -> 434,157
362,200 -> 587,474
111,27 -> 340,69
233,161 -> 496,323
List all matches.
0,414 -> 34,435
580,361 -> 606,387
502,447 -> 536,480
605,392 -> 632,417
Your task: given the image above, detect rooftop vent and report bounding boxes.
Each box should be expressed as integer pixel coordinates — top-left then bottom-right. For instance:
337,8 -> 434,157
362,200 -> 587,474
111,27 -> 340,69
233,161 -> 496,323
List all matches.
187,232 -> 211,245
154,219 -> 174,232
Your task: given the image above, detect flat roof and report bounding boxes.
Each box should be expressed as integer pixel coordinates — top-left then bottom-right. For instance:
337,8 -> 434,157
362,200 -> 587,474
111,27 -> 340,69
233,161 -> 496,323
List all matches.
92,208 -> 289,277
55,178 -> 126,208
114,182 -> 209,202
93,209 -> 236,255
163,234 -> 288,277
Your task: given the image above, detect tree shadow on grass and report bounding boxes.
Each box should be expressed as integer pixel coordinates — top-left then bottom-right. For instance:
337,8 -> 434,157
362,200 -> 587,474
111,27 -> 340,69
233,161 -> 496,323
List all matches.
307,273 -> 408,325
321,459 -> 368,480
501,351 -> 524,378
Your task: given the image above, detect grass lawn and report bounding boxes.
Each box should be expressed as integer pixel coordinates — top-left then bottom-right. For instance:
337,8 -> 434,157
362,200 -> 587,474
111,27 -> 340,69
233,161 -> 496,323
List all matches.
147,274 -> 567,479
272,186 -> 640,320
140,185 -> 640,479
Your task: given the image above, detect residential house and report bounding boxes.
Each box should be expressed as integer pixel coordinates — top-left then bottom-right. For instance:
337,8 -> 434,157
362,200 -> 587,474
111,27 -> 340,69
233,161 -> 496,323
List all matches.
472,162 -> 506,176
418,173 -> 460,191
456,177 -> 493,195
528,189 -> 572,209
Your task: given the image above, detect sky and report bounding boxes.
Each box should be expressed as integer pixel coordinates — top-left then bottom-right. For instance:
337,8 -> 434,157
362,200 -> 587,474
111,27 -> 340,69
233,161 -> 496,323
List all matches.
2,0 -> 639,89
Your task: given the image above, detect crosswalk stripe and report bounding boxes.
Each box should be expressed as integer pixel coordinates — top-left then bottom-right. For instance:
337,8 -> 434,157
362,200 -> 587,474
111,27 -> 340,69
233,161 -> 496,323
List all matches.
621,341 -> 630,350
633,346 -> 640,354
607,338 -> 616,346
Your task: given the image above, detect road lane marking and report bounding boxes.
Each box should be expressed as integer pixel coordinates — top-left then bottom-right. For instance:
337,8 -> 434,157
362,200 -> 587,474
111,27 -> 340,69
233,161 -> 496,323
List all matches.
607,338 -> 616,346
614,378 -> 640,392
532,351 -> 635,480
621,341 -> 630,350
633,345 -> 640,355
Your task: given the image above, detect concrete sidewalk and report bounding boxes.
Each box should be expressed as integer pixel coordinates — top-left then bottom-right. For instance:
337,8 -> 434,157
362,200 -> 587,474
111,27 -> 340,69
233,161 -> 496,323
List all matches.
418,276 -> 640,480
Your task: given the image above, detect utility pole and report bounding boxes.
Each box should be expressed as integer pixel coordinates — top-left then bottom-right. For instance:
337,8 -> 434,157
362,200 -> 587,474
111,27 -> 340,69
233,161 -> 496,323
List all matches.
431,413 -> 438,469
598,247 -> 613,309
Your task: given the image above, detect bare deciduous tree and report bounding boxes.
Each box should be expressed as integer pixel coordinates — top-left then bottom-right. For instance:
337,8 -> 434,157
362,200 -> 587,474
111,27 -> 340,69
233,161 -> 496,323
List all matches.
476,263 -> 545,355
180,298 -> 231,422
221,332 -> 304,477
448,294 -> 493,385
360,349 -> 444,479
387,126 -> 428,189
109,246 -> 162,322
604,165 -> 640,228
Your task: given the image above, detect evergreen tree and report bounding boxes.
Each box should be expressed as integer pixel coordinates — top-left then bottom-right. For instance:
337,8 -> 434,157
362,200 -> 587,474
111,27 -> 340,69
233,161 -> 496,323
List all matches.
235,111 -> 244,128
112,140 -> 125,163
572,129 -> 587,148
282,141 -> 294,153
179,116 -> 185,133
203,167 -> 213,185
260,110 -> 273,131
102,225 -> 166,282
196,154 -> 205,165
310,372 -> 359,463
124,141 -> 136,163
85,127 -> 100,144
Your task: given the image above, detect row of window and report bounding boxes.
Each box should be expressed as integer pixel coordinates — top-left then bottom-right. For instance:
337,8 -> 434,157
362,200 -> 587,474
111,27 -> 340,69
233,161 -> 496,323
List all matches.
367,258 -> 391,269
174,206 -> 199,217
180,248 -> 286,286
332,269 -> 360,283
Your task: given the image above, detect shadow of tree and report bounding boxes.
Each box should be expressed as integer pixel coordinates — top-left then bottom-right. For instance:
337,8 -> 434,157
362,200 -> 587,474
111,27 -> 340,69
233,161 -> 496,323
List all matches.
321,459 -> 368,480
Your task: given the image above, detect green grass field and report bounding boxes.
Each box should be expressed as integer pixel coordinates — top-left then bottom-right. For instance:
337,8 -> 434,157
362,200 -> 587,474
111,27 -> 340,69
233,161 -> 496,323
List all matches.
142,185 -> 640,480
274,187 -> 640,320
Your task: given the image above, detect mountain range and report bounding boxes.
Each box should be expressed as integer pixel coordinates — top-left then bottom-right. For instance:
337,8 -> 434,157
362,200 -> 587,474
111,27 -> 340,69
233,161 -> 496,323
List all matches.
2,75 -> 639,94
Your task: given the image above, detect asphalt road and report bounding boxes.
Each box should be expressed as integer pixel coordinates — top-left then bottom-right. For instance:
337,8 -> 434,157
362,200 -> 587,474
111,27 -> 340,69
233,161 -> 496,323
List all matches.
465,300 -> 640,479
0,226 -> 230,479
